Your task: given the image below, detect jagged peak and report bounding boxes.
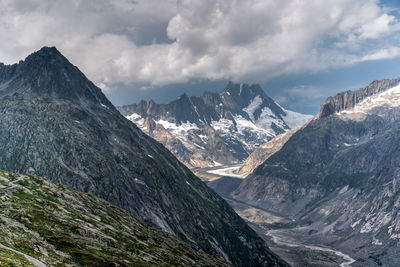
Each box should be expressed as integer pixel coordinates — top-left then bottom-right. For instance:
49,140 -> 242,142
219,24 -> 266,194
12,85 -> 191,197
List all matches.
0,46 -> 113,107
178,93 -> 189,99
0,47 -> 64,68
223,82 -> 265,97
26,46 -> 63,59
19,46 -> 72,70
318,77 -> 400,118
174,93 -> 195,107
20,46 -> 77,71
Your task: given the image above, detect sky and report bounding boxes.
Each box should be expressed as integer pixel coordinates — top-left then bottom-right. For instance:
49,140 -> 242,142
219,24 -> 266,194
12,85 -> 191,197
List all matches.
0,0 -> 400,114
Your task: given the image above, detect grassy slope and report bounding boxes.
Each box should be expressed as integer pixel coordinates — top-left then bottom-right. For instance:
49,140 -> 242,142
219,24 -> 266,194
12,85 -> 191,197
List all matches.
0,170 -> 231,267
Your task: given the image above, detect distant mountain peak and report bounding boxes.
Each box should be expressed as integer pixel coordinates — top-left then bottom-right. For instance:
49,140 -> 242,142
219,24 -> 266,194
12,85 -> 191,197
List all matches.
119,83 -> 312,168
223,82 -> 265,97
177,93 -> 192,105
179,92 -> 189,98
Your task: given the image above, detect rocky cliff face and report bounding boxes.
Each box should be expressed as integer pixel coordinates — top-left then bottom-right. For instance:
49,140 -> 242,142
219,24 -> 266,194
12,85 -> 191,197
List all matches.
317,78 -> 400,118
119,83 -> 311,168
0,169 -> 231,266
0,47 -> 286,267
232,78 -> 400,266
235,126 -> 304,176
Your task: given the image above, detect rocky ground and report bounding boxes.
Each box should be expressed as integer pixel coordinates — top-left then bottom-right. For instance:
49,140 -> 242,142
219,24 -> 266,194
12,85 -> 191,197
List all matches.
0,169 -> 232,266
201,170 -> 359,267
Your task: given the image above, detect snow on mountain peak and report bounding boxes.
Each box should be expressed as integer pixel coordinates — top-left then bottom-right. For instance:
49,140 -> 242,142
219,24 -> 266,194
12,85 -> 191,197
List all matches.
282,109 -> 313,128
243,95 -> 262,121
338,84 -> 400,117
119,83 -> 313,168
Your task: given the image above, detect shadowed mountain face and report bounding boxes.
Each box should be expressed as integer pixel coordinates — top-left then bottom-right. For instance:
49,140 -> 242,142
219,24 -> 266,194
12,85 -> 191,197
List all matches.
119,82 -> 311,168
232,78 -> 400,266
0,47 -> 287,267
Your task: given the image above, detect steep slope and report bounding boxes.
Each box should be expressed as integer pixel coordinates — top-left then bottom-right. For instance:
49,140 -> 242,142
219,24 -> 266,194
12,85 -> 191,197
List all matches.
235,126 -> 304,176
232,77 -> 400,266
119,83 -> 311,168
0,47 -> 286,266
0,169 -> 231,266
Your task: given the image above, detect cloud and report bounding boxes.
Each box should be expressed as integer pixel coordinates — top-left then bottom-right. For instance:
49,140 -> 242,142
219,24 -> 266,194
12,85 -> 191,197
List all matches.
0,0 -> 399,88
356,47 -> 400,62
284,86 -> 327,100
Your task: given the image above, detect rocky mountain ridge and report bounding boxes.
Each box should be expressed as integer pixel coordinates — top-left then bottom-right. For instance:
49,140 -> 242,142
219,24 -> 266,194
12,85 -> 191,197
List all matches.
231,77 -> 400,266
0,47 -> 286,266
318,78 -> 400,118
119,82 -> 311,168
235,126 -> 303,176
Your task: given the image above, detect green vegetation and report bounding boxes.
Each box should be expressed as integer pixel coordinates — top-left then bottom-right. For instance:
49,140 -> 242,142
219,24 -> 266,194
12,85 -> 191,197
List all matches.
0,246 -> 34,266
0,170 -> 231,266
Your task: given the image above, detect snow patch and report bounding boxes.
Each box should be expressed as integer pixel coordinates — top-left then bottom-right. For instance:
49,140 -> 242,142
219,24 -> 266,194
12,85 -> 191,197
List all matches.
243,96 -> 262,121
213,161 -> 222,167
372,237 -> 383,246
207,165 -> 247,178
211,118 -> 234,133
338,84 -> 400,116
339,185 -> 349,194
351,219 -> 361,228
100,103 -> 109,109
126,113 -> 145,125
282,109 -> 313,128
256,107 -> 286,130
156,120 -> 199,133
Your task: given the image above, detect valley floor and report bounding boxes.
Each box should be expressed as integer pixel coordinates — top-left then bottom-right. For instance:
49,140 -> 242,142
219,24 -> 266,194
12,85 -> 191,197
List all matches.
227,197 -> 356,267
197,166 -> 358,267
264,228 -> 355,267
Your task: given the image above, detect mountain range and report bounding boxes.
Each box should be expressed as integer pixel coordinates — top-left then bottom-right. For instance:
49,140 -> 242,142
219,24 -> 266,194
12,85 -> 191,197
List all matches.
0,47 -> 286,266
230,77 -> 400,266
118,82 -> 311,168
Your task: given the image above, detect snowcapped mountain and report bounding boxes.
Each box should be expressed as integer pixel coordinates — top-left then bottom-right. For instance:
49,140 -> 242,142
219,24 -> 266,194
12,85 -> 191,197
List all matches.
232,77 -> 400,266
118,82 -> 312,168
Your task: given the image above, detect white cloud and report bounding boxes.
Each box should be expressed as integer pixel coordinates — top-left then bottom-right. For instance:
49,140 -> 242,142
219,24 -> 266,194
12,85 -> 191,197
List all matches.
0,0 -> 399,88
357,47 -> 400,62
